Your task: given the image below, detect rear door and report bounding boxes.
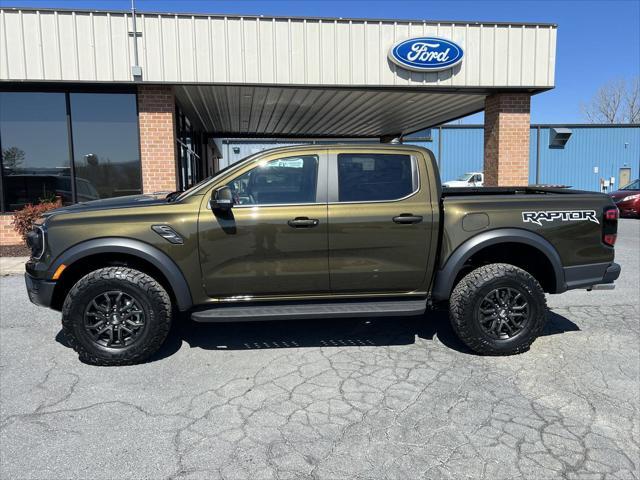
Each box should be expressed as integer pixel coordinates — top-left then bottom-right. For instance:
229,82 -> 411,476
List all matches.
327,148 -> 435,294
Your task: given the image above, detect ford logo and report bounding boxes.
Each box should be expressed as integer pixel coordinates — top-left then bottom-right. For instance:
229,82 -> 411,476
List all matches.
389,37 -> 464,72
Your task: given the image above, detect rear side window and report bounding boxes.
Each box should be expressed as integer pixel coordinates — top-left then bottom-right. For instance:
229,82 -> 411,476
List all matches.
337,153 -> 418,202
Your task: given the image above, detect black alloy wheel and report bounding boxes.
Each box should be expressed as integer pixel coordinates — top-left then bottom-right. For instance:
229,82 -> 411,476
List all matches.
62,267 -> 172,366
448,263 -> 547,355
84,291 -> 146,348
476,287 -> 530,340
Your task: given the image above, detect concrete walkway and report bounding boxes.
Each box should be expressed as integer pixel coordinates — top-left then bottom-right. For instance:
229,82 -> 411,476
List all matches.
0,257 -> 28,276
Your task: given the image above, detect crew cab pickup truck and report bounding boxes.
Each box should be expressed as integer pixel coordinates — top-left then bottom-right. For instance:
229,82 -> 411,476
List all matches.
24,145 -> 621,365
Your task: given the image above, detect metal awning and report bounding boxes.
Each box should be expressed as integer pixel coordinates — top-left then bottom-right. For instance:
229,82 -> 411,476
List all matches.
175,85 -> 487,137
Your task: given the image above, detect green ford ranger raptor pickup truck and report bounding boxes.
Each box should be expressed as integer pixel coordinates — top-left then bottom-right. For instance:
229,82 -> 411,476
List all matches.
24,145 -> 621,365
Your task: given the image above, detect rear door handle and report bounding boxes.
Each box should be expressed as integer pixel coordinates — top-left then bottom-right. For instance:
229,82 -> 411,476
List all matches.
393,214 -> 423,224
288,217 -> 320,228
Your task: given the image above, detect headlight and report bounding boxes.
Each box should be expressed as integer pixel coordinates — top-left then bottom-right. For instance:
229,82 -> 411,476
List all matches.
619,194 -> 640,202
25,225 -> 45,260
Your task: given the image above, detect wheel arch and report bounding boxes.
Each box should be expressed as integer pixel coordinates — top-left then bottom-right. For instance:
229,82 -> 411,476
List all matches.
49,238 -> 192,311
431,228 -> 565,302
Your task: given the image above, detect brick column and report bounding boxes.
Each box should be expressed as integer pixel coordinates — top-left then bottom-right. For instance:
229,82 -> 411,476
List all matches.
483,93 -> 531,186
0,215 -> 22,246
137,85 -> 178,193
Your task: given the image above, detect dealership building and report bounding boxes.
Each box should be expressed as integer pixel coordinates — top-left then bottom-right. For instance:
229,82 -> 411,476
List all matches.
0,6 -> 614,246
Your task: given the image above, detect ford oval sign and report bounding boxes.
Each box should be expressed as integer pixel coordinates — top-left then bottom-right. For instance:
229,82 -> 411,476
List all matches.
389,37 -> 464,72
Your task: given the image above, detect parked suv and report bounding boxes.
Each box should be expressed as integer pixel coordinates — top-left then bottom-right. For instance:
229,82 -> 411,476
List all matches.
25,145 -> 620,365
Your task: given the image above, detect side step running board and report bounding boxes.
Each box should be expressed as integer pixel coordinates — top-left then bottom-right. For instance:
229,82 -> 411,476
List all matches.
191,300 -> 427,323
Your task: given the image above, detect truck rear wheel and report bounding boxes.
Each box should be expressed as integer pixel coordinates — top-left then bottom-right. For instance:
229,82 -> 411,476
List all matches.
449,263 -> 547,355
61,267 -> 172,366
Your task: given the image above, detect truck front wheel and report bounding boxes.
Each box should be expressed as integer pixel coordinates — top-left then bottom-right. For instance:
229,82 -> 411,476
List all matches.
449,263 -> 547,355
61,267 -> 172,366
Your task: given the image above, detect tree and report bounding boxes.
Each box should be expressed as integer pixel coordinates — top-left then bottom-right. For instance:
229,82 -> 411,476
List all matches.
582,77 -> 640,124
1,146 -> 26,171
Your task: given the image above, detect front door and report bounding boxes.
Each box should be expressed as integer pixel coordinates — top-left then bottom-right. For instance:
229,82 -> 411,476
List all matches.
327,149 -> 435,294
198,151 -> 330,298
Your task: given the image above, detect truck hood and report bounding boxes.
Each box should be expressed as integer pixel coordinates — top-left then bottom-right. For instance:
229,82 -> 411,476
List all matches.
43,193 -> 171,217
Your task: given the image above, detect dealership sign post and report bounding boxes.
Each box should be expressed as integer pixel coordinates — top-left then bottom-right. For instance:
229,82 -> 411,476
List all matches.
388,37 -> 464,72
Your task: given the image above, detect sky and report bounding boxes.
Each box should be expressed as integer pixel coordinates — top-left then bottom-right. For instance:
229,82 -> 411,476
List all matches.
2,0 -> 639,124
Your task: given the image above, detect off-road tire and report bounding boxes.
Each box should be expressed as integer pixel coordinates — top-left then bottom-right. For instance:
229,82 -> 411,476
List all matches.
61,267 -> 172,366
449,263 -> 547,355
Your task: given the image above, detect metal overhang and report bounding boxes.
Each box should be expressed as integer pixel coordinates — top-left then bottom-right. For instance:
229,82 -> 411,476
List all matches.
175,84 -> 491,137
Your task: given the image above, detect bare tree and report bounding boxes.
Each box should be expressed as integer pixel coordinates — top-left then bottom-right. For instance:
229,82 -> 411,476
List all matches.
1,146 -> 25,171
625,77 -> 640,123
582,77 -> 640,124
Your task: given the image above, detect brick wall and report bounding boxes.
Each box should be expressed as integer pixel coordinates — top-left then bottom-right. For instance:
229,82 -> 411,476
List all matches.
483,93 -> 531,186
0,215 -> 22,247
137,85 -> 178,194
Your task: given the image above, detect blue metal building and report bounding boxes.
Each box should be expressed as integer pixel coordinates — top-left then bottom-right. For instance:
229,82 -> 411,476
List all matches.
219,124 -> 640,192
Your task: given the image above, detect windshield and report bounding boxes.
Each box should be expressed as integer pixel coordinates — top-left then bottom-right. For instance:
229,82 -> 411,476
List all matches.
456,173 -> 474,181
621,179 -> 639,190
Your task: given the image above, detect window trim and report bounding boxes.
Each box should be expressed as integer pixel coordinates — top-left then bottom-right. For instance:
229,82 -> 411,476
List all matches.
220,152 -> 328,209
327,152 -> 421,204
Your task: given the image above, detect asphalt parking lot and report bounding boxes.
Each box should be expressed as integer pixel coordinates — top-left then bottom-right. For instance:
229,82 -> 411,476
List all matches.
1,220 -> 638,480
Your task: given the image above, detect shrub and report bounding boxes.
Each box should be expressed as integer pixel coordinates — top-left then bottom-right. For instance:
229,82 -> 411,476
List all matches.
11,199 -> 62,242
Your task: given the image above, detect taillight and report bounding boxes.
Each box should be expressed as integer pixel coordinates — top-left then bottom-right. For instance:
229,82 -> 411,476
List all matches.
602,206 -> 618,246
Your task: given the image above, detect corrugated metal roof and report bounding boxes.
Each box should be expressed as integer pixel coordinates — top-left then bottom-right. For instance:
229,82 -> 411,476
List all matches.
175,84 -> 486,136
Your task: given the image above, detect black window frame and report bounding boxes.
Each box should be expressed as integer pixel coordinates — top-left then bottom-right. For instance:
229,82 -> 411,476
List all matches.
0,84 -> 140,213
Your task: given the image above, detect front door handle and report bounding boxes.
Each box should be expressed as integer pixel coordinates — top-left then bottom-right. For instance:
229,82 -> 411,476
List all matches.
393,214 -> 423,224
288,217 -> 320,228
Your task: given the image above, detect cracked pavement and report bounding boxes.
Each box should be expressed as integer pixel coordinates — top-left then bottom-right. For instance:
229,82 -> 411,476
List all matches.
1,220 -> 638,480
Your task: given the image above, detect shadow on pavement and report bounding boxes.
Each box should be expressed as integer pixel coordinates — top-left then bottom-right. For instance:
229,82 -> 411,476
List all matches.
55,309 -> 580,363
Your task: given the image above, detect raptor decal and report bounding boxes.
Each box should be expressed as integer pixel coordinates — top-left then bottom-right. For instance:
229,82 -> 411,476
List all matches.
522,210 -> 599,226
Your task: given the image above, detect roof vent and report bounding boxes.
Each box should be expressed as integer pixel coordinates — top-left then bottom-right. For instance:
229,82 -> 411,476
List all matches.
549,127 -> 572,149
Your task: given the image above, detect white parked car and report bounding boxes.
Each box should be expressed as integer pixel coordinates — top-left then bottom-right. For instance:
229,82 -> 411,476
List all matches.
442,172 -> 484,188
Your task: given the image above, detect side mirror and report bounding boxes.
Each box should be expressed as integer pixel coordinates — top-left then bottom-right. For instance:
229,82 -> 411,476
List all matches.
210,186 -> 234,211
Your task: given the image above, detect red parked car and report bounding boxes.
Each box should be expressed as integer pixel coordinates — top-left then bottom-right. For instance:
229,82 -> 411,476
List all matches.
610,179 -> 640,218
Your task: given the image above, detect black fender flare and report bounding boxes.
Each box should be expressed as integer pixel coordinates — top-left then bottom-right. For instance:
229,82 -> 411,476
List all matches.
431,228 -> 565,301
49,238 -> 193,311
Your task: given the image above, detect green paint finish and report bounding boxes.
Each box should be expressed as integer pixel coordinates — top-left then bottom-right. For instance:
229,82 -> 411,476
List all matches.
26,144 -> 618,310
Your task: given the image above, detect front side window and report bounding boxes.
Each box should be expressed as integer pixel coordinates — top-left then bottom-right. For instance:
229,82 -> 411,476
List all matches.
0,92 -> 72,211
337,153 -> 417,202
226,155 -> 318,205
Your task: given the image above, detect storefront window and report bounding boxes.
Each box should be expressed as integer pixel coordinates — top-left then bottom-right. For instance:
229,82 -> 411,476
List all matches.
0,92 -> 72,211
0,90 -> 142,212
70,93 -> 141,199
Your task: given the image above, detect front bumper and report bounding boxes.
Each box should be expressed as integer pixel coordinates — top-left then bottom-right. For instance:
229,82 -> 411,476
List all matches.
563,262 -> 621,291
25,273 -> 56,308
